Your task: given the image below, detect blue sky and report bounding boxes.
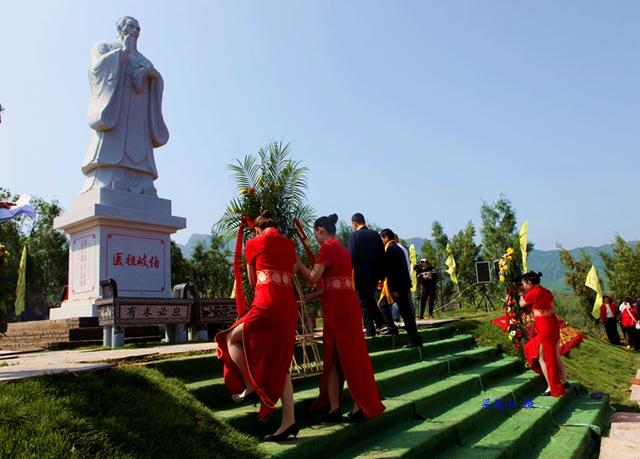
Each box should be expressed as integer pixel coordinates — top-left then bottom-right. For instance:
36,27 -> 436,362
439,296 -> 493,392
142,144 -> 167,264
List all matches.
1,1 -> 638,250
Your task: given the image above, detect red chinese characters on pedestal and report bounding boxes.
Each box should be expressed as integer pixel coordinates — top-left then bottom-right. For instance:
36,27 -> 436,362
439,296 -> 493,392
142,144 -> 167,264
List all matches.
79,239 -> 89,288
112,252 -> 161,269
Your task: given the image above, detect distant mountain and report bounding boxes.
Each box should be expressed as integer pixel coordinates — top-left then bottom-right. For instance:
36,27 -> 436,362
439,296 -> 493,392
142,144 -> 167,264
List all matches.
405,238 -> 427,254
529,242 -> 635,292
175,233 -> 235,259
528,245 -> 611,292
176,233 -> 210,259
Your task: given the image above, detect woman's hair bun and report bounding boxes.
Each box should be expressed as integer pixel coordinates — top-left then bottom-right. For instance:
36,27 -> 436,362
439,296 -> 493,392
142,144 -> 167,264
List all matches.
537,272 -> 543,278
328,214 -> 338,224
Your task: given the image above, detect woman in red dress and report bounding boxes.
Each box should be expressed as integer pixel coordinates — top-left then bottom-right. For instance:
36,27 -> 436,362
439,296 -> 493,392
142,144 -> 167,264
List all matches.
620,299 -> 640,350
297,214 -> 385,422
600,296 -> 621,345
520,271 -> 567,397
215,211 -> 299,441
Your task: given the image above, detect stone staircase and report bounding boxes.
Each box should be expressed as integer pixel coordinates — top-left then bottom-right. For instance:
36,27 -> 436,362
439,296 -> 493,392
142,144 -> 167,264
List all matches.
148,325 -> 610,458
0,318 -> 163,351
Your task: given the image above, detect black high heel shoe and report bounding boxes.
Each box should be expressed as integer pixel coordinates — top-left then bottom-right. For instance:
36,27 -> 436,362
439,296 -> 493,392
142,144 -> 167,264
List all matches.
264,423 -> 300,442
232,391 -> 259,404
323,409 -> 343,423
540,389 -> 552,396
346,410 -> 365,423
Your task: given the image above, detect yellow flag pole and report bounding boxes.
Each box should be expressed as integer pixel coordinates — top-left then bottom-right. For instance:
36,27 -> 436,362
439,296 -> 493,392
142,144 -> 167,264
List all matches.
519,220 -> 529,273
585,265 -> 604,319
409,244 -> 418,294
14,245 -> 27,317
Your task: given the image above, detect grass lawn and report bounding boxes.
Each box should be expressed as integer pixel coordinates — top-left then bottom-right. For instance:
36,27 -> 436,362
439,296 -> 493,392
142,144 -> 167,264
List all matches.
0,365 -> 266,458
438,307 -> 640,411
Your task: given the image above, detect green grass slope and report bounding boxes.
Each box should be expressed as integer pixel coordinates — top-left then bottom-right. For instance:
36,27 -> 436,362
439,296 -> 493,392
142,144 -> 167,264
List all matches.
0,365 -> 266,459
450,311 -> 639,411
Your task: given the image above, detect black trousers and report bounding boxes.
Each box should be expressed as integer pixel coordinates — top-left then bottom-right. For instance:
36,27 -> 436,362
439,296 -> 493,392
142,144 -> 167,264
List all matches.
419,286 -> 436,318
356,283 -> 386,335
388,290 -> 422,346
623,326 -> 640,350
604,318 -> 620,345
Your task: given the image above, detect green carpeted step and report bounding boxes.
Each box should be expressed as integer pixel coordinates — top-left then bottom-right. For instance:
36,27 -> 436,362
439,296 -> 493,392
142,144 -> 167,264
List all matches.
365,326 -> 455,353
434,382 -> 579,459
146,325 -> 455,380
263,357 -> 526,458
205,346 -> 500,432
371,334 -> 478,372
331,370 -> 543,459
185,335 -> 487,411
517,389 -> 611,459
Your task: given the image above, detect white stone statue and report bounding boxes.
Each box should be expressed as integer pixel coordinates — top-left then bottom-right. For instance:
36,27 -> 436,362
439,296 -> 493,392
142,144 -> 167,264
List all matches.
81,16 -> 169,196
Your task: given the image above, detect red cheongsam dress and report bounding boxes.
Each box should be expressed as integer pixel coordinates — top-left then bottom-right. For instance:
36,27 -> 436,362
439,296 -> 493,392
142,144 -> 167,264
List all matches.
215,227 -> 299,420
523,285 -> 565,397
311,237 -> 385,419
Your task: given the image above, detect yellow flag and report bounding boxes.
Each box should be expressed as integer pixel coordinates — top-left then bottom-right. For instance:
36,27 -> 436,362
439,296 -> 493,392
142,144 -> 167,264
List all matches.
14,245 -> 27,317
519,220 -> 528,273
445,243 -> 458,285
409,244 -> 417,293
585,265 -> 603,319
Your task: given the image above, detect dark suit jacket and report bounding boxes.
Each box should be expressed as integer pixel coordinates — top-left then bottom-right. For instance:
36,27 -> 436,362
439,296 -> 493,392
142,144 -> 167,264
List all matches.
383,242 -> 412,294
348,226 -> 384,289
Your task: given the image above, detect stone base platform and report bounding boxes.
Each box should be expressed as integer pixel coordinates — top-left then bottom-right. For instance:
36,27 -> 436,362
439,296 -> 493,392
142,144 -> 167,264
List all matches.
0,318 -> 162,351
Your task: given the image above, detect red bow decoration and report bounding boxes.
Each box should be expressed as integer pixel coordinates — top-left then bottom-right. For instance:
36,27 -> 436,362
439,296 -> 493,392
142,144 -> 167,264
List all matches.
232,216 -> 252,316
293,218 -> 315,265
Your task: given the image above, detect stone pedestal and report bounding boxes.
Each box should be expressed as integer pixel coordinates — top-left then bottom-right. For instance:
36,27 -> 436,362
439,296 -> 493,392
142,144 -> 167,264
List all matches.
51,187 -> 186,319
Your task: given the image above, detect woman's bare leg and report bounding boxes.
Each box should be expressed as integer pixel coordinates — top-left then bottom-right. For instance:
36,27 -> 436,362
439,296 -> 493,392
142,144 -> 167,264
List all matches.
273,374 -> 296,435
538,344 -> 551,392
226,324 -> 253,395
328,362 -> 341,412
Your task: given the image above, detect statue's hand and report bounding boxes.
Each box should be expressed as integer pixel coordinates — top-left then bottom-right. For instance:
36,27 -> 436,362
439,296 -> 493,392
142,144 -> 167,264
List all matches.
132,66 -> 148,93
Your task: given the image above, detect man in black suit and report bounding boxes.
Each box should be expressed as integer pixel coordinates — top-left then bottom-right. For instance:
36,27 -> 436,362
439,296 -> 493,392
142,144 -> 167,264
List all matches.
415,258 -> 438,320
348,212 -> 387,337
379,229 -> 423,348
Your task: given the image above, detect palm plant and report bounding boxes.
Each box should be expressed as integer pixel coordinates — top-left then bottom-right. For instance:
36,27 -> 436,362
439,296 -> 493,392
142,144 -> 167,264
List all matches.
217,141 -> 315,241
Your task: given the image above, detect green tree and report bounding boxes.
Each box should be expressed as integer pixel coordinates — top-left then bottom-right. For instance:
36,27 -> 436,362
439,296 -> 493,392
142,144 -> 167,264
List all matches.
0,190 -> 68,319
217,141 -> 315,240
480,196 -> 533,298
22,198 -> 69,317
448,221 -> 481,305
0,189 -> 21,319
601,236 -> 640,300
170,240 -> 190,288
186,232 -> 234,299
480,195 -> 518,263
558,248 -> 597,320
420,222 -> 452,307
336,220 -> 352,247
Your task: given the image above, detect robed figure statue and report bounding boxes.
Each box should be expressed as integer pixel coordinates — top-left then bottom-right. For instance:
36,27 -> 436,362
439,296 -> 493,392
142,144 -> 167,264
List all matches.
81,16 -> 169,196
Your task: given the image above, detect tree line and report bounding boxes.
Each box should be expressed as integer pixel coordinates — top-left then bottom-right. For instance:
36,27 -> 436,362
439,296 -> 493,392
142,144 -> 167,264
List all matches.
2,180 -> 638,327
0,188 -> 68,322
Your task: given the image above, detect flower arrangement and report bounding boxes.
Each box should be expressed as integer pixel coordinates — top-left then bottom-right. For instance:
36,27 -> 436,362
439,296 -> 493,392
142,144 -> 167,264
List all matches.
498,247 -> 515,284
498,247 -> 527,353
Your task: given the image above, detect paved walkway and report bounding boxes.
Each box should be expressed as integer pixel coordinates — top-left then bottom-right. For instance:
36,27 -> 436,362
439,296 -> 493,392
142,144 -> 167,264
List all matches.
0,317 -> 460,383
0,342 -> 215,382
599,369 -> 640,458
